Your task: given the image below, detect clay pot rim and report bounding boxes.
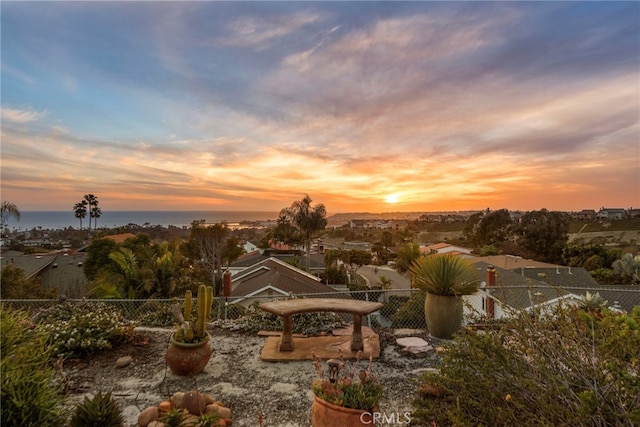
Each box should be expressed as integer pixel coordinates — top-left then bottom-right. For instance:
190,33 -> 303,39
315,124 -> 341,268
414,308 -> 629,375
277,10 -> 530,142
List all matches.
170,332 -> 211,347
312,394 -> 372,414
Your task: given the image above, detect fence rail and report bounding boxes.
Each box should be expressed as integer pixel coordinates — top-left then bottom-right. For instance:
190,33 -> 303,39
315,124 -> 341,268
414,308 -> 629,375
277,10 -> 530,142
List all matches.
2,285 -> 638,332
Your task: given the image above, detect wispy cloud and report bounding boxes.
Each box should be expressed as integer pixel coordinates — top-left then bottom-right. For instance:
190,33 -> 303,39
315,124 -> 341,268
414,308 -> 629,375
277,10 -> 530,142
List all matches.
1,107 -> 46,123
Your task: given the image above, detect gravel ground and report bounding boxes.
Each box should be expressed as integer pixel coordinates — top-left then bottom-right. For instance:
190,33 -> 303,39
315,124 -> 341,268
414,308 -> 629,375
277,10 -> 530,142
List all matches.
61,327 -> 441,426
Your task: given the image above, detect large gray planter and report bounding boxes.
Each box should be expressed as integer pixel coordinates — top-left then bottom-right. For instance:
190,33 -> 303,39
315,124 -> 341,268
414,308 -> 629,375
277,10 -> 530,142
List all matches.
424,293 -> 463,340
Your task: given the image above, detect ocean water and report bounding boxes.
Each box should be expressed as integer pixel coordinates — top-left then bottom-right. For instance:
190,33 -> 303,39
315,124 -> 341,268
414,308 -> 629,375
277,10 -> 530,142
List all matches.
4,211 -> 279,231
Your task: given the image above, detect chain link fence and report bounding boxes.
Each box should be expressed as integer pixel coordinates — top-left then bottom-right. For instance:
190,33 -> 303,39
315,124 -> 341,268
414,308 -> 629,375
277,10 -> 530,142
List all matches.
3,285 -> 639,333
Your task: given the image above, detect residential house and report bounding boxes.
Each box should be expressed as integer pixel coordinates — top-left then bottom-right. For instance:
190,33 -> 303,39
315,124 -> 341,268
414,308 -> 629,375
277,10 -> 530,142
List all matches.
463,262 -> 640,320
597,208 -> 627,220
420,242 -> 473,256
0,251 -> 88,297
228,257 -> 338,307
228,250 -> 326,276
572,209 -> 597,220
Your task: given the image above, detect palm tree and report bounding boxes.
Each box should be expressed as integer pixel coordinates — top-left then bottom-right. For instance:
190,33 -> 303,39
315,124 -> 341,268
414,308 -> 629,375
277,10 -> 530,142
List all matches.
91,206 -> 102,231
83,194 -> 98,231
281,195 -> 327,271
0,201 -> 20,230
73,201 -> 88,240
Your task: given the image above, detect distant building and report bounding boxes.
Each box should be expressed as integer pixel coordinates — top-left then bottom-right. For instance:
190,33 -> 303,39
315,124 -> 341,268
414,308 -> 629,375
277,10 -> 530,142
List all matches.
572,209 -> 597,220
420,242 -> 472,256
597,208 -> 626,220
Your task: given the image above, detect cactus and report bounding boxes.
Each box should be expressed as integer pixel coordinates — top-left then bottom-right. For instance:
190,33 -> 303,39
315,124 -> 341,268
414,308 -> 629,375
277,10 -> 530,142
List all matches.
184,290 -> 193,321
171,286 -> 214,343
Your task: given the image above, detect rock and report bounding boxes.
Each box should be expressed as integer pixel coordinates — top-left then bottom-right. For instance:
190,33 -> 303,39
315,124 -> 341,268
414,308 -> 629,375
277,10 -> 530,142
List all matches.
205,403 -> 232,419
158,400 -> 172,413
401,345 -> 434,357
396,337 -> 429,347
171,391 -> 185,408
181,390 -> 207,415
148,422 -> 166,427
138,406 -> 159,427
115,355 -> 133,368
203,393 -> 215,405
394,328 -> 426,337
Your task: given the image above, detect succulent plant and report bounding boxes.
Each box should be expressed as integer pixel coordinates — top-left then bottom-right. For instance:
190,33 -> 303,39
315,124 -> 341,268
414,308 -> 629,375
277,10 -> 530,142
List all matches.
69,391 -> 124,427
160,407 -> 188,427
580,291 -> 608,311
171,285 -> 214,343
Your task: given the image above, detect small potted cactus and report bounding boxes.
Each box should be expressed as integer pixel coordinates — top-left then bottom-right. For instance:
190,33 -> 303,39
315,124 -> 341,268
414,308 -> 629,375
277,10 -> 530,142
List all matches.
165,285 -> 214,375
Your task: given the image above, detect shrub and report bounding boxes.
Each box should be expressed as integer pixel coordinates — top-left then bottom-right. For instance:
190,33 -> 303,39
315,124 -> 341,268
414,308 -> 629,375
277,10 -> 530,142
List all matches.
69,391 -> 124,427
1,306 -> 66,427
380,295 -> 409,319
412,305 -> 640,426
390,291 -> 426,328
34,301 -> 130,358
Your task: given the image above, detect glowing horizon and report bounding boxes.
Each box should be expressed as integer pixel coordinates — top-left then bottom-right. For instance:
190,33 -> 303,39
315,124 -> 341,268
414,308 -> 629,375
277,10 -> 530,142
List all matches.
1,2 -> 638,214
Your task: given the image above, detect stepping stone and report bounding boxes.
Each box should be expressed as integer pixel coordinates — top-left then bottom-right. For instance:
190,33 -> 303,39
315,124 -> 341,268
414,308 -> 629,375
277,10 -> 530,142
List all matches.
401,345 -> 434,357
396,337 -> 429,347
394,328 -> 426,337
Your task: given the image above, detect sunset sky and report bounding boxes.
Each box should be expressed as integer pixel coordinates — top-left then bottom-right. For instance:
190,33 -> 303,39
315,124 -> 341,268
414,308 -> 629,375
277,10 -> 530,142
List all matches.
2,1 -> 639,214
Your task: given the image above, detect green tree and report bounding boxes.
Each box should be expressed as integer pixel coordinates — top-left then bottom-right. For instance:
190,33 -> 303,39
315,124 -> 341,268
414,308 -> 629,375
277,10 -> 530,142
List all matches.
516,209 -> 570,263
270,212 -> 301,247
186,220 -> 229,298
83,237 -> 118,281
464,208 -> 513,249
281,195 -> 327,271
0,264 -> 57,299
395,242 -> 420,274
222,235 -> 245,267
345,249 -> 373,273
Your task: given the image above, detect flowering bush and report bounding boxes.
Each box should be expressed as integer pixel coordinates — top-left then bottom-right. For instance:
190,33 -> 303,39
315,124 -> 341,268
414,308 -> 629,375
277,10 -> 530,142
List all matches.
312,350 -> 383,412
412,305 -> 640,425
34,301 -> 130,358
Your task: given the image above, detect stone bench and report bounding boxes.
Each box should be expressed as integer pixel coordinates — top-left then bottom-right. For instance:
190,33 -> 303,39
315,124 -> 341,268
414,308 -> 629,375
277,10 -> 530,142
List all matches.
259,298 -> 383,352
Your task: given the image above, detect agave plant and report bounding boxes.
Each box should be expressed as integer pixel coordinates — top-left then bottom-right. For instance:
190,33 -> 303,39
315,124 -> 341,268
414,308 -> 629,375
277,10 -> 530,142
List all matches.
580,291 -> 608,311
409,254 -> 479,296
69,391 -> 123,427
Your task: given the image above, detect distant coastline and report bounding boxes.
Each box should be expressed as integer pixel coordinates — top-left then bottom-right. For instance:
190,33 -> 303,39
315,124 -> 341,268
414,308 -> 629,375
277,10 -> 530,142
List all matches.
4,211 -> 280,231
4,209 -> 484,231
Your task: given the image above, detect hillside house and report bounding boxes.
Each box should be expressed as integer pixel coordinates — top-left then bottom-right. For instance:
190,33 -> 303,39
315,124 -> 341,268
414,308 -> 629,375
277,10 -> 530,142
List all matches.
228,257 -> 337,307
597,208 -> 626,220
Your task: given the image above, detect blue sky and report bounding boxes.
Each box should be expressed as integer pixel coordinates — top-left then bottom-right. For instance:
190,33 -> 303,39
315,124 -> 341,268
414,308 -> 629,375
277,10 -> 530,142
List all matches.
2,1 -> 639,213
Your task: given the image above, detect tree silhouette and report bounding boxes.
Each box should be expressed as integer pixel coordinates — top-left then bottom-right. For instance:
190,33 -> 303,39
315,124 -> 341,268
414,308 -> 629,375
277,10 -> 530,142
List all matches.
281,195 -> 327,271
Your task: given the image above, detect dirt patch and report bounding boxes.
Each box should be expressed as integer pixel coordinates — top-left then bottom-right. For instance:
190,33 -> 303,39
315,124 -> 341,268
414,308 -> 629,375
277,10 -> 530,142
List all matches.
61,327 -> 440,427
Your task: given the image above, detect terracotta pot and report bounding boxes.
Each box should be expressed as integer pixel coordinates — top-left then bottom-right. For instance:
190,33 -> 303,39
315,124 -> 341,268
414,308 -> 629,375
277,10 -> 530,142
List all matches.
424,293 -> 463,340
311,395 -> 372,427
165,334 -> 212,376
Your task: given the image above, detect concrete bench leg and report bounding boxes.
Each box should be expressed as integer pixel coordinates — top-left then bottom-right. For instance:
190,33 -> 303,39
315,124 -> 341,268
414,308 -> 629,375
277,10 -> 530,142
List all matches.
279,315 -> 293,351
351,314 -> 364,352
